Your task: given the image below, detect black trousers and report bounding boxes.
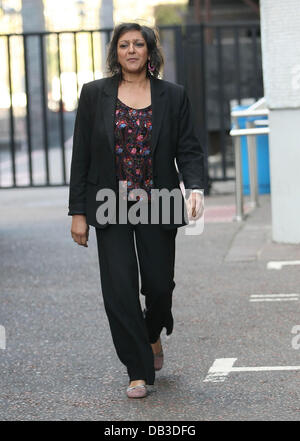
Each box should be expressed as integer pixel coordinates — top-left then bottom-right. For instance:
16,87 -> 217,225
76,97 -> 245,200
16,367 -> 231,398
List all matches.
95,203 -> 177,385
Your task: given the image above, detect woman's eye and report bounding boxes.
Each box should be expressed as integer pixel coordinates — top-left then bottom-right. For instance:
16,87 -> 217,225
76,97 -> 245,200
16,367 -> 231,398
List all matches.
119,42 -> 144,48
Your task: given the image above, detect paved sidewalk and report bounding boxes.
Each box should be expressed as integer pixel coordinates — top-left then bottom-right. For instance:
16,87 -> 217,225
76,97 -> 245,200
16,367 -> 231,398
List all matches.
1,184 -> 300,420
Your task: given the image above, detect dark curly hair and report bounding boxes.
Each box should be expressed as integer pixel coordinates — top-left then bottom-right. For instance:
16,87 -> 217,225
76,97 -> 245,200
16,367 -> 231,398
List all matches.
106,22 -> 164,79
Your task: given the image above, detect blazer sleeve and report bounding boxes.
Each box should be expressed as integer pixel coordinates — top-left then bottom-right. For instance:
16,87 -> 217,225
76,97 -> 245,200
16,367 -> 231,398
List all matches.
175,86 -> 205,194
68,84 -> 92,216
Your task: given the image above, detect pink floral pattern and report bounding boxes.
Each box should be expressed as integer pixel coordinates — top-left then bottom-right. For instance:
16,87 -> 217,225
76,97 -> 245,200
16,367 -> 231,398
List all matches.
114,98 -> 153,202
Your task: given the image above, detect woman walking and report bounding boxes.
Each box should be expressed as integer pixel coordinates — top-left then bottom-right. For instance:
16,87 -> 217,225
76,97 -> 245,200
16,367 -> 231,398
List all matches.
68,22 -> 205,398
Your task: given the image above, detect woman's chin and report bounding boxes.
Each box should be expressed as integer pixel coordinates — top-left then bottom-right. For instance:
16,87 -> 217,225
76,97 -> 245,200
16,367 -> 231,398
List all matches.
123,65 -> 146,75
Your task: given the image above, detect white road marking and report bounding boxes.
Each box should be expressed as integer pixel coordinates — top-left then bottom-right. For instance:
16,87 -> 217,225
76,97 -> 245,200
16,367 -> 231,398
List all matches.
250,298 -> 299,302
0,325 -> 6,350
267,260 -> 300,270
249,293 -> 299,302
203,358 -> 237,382
204,358 -> 300,383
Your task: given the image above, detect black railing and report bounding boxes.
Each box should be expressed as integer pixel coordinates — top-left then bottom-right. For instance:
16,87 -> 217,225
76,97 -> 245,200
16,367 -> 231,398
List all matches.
0,22 -> 262,192
168,21 -> 262,189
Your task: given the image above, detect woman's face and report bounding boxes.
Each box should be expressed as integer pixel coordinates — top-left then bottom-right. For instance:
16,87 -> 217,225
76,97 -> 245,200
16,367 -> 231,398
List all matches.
117,30 -> 149,75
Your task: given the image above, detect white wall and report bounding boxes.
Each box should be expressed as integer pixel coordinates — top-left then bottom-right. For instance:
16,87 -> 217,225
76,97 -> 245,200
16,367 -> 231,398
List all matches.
260,0 -> 300,109
260,0 -> 300,243
268,109 -> 300,243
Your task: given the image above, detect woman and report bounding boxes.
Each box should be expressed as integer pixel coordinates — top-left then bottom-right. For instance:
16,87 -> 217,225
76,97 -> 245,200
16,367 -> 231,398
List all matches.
68,22 -> 205,398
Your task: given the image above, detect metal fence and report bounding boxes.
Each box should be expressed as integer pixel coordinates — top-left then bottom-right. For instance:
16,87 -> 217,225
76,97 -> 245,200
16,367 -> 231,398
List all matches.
166,21 -> 263,191
0,22 -> 262,191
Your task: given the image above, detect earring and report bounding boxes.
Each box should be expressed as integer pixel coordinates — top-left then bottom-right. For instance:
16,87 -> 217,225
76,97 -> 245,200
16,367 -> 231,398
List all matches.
148,60 -> 155,72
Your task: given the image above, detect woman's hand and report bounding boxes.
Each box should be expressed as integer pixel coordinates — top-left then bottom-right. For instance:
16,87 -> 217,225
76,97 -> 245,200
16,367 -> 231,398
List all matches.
71,215 -> 89,247
187,191 -> 204,221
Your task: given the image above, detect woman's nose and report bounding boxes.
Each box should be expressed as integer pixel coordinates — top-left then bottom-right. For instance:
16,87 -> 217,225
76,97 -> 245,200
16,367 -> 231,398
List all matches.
128,43 -> 135,53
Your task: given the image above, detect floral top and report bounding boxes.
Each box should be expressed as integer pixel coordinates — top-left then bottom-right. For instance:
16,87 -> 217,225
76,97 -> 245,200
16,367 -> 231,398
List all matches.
114,97 -> 153,202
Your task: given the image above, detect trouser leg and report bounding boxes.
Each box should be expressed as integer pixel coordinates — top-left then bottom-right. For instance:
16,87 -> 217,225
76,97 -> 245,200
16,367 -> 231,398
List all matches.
95,225 -> 155,385
135,224 -> 178,344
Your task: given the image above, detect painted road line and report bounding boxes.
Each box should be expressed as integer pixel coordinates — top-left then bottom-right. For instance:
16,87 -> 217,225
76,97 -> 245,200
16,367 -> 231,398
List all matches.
203,358 -> 300,383
267,260 -> 300,270
0,325 -> 6,350
250,298 -> 299,302
249,293 -> 299,302
251,294 -> 299,297
203,358 -> 237,383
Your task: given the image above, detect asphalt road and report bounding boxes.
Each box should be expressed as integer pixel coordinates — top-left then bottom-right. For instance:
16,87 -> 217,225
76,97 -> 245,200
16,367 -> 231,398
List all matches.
1,187 -> 300,420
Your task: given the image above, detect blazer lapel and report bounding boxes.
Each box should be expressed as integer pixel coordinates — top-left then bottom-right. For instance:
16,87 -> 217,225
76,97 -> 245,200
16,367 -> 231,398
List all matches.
150,75 -> 166,156
101,74 -> 166,156
101,75 -> 119,155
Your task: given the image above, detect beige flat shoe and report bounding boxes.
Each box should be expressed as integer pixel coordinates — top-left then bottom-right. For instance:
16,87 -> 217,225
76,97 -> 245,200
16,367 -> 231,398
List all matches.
154,349 -> 164,370
126,384 -> 147,398
153,337 -> 164,371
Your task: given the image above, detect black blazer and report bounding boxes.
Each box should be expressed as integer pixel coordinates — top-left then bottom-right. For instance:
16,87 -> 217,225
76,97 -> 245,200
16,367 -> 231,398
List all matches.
68,74 -> 205,230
